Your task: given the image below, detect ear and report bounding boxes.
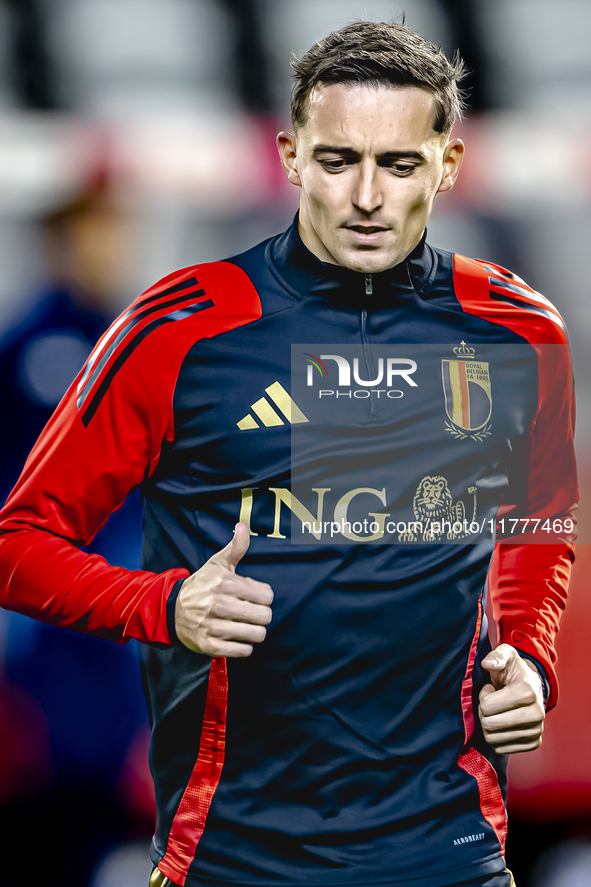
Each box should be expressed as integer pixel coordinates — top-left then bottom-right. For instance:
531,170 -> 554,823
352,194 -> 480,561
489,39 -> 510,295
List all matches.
437,138 -> 465,194
276,131 -> 301,187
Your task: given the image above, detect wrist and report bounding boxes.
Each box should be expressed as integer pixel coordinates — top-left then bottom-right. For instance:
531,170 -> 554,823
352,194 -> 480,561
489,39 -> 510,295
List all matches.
517,651 -> 550,705
166,577 -> 186,645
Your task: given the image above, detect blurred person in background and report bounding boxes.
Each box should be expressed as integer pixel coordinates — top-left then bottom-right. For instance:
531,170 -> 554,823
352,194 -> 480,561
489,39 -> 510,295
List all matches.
0,177 -> 120,502
0,175 -> 151,879
0,18 -> 577,887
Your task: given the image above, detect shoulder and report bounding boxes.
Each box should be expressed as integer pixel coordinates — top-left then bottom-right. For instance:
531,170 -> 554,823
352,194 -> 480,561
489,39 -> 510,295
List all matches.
132,259 -> 262,320
451,253 -> 569,345
76,260 -> 262,427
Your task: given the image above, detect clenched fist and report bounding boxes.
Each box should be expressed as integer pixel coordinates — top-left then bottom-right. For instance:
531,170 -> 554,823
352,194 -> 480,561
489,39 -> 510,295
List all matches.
175,523 -> 273,657
479,644 -> 545,754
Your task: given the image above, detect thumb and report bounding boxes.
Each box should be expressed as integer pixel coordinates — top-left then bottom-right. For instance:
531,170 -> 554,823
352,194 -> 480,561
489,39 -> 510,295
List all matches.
216,522 -> 251,572
481,644 -> 516,691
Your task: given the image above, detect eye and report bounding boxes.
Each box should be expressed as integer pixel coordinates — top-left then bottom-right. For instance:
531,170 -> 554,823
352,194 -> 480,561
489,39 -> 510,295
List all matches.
389,162 -> 417,175
319,158 -> 348,171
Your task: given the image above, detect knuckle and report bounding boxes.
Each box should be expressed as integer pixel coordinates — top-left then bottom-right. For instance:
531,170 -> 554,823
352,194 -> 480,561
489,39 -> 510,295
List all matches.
479,697 -> 493,715
210,598 -> 232,619
208,619 -> 226,638
210,572 -> 225,590
209,599 -> 224,617
203,639 -> 223,657
251,580 -> 274,602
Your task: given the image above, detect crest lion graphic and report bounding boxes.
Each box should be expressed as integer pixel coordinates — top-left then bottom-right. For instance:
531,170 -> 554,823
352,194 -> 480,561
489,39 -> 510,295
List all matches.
399,475 -> 469,542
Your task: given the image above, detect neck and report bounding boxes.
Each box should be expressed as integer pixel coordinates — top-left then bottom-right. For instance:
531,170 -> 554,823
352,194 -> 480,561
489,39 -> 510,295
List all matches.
297,215 -> 339,265
269,216 -> 433,305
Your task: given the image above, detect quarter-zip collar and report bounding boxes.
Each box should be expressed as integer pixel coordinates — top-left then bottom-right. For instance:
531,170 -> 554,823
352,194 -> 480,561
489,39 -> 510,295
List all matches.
269,213 -> 434,306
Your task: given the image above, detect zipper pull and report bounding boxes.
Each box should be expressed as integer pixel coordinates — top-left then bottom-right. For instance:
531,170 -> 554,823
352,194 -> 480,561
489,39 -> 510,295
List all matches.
365,273 -> 373,297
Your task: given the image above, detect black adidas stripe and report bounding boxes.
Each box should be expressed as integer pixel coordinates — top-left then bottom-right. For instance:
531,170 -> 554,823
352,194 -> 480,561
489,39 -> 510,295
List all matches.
483,264 -> 519,281
155,276 -> 201,299
78,288 -> 207,408
81,299 -> 215,427
78,277 -> 203,395
489,291 -> 568,338
488,277 -> 534,298
121,276 -> 203,316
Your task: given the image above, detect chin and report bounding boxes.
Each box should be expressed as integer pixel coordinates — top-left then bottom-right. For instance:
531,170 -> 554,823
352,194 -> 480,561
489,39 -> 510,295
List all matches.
340,250 -> 402,274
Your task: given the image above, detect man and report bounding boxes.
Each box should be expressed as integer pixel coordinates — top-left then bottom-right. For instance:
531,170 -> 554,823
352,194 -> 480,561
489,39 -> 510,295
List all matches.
0,20 -> 576,887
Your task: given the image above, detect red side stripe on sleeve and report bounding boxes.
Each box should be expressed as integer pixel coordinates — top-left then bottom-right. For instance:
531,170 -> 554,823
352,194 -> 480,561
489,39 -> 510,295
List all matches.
157,658 -> 228,886
458,748 -> 507,857
458,594 -> 507,856
460,594 -> 483,746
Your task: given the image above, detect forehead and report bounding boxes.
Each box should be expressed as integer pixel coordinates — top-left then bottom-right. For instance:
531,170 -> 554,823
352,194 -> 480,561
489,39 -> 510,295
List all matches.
300,82 -> 441,152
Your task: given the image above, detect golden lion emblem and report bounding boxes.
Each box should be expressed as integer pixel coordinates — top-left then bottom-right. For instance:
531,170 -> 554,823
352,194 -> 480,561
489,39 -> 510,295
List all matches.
399,475 -> 466,542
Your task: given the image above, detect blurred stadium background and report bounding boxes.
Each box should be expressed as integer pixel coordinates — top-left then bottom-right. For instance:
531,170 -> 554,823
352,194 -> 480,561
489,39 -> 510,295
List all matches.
0,1 -> 588,885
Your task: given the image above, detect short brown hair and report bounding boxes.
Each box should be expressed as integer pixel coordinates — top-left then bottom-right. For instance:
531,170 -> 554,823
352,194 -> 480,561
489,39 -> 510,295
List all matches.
291,20 -> 467,135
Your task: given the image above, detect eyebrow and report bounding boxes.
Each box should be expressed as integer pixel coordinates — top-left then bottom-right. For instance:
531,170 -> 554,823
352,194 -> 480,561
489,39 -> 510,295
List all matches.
312,145 -> 426,161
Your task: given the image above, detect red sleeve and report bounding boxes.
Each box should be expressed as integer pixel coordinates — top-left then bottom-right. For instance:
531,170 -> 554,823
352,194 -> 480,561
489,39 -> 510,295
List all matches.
0,262 -> 262,644
487,544 -> 572,709
453,255 -> 578,708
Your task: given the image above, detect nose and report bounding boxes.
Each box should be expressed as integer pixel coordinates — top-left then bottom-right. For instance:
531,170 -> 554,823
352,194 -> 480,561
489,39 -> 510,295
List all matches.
352,160 -> 383,215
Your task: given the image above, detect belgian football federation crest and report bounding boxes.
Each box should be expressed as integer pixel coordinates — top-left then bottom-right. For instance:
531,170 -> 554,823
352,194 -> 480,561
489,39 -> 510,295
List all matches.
442,343 -> 492,441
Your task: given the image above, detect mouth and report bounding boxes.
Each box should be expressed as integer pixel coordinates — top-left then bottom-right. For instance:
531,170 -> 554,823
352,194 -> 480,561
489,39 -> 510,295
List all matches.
344,225 -> 389,235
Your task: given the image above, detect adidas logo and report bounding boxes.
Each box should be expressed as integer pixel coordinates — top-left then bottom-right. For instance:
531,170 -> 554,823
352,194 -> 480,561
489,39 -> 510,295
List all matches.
237,381 -> 309,430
